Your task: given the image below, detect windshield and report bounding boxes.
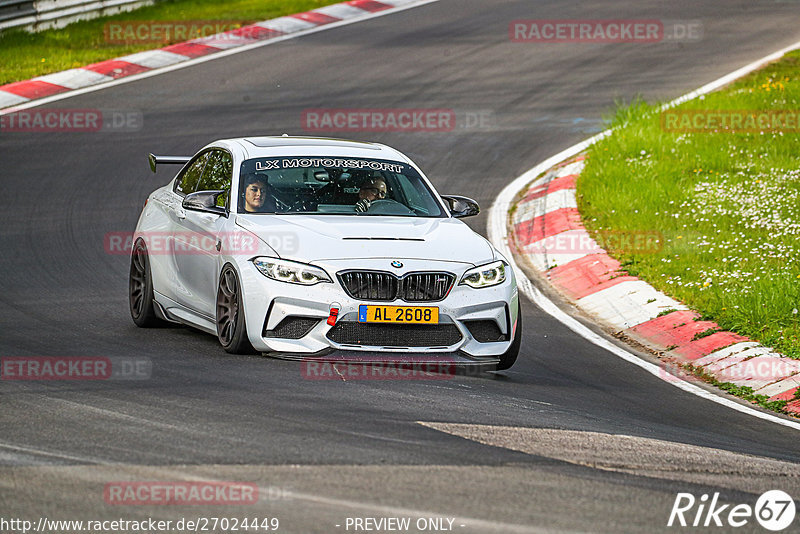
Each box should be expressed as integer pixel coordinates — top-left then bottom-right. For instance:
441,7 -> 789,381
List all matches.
237,156 -> 445,217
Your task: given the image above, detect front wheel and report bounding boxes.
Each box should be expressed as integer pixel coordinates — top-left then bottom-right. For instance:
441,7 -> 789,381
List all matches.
216,265 -> 255,354
495,305 -> 522,371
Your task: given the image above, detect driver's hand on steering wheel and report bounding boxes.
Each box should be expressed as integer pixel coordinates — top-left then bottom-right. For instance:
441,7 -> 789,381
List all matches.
354,198 -> 371,213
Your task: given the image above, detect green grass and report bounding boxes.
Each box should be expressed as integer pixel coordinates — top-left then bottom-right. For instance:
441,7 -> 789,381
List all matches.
579,51 -> 800,360
0,0 -> 341,86
680,363 -> 791,416
691,327 -> 721,341
717,382 -> 789,413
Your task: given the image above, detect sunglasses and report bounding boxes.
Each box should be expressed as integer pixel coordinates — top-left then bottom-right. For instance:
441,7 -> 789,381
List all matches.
362,187 -> 386,198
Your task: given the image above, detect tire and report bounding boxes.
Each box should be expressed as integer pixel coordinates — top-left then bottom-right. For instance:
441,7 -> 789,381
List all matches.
495,305 -> 522,371
216,265 -> 255,354
129,239 -> 162,327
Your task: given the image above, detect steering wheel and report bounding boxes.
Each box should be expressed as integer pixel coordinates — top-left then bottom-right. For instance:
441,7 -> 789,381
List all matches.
365,199 -> 415,216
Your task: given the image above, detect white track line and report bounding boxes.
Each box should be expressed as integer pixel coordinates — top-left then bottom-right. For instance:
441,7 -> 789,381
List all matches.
0,0 -> 441,116
488,40 -> 800,431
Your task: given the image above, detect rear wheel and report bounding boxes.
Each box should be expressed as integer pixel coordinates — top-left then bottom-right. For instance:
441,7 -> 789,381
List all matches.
216,265 -> 254,354
496,305 -> 522,371
129,239 -> 161,327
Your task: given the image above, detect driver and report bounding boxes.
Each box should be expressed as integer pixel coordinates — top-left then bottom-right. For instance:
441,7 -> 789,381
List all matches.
354,177 -> 387,213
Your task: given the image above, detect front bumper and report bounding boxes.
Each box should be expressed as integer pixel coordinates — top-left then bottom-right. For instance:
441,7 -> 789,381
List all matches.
238,257 -> 519,361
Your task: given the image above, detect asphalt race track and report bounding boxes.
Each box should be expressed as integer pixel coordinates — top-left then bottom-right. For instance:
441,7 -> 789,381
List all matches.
2,1 -> 800,532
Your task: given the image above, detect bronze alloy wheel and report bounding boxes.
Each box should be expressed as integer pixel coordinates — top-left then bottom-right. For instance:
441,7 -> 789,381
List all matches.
215,265 -> 254,354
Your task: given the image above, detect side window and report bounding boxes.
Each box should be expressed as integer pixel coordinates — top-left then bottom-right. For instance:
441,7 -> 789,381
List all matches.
174,152 -> 209,196
394,173 -> 438,215
197,149 -> 233,207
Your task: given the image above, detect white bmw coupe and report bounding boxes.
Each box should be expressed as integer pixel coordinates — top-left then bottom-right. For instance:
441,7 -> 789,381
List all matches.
129,136 -> 521,369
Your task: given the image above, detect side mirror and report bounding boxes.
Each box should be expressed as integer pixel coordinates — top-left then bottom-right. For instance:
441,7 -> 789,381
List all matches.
183,190 -> 228,217
441,195 -> 480,218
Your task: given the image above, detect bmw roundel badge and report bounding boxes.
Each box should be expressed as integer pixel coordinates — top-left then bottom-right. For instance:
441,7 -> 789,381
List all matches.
391,261 -> 403,268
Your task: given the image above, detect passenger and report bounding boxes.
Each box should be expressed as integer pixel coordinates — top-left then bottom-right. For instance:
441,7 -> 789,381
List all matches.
354,177 -> 387,213
241,173 -> 271,213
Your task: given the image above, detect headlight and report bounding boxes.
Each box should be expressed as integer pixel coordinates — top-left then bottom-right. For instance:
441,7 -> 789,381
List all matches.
459,260 -> 506,288
252,257 -> 332,285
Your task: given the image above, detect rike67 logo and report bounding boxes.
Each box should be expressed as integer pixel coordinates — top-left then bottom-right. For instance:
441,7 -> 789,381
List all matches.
668,490 -> 796,530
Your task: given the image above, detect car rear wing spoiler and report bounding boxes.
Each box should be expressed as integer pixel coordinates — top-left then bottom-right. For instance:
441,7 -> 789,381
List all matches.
148,153 -> 191,173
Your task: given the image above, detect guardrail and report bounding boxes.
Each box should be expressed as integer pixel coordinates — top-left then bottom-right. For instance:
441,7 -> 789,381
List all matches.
0,0 -> 153,32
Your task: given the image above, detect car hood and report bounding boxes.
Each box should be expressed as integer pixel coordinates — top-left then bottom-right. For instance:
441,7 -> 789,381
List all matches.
235,214 -> 495,265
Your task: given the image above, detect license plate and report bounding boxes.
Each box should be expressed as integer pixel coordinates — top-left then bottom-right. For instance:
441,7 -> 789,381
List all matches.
358,305 -> 439,324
